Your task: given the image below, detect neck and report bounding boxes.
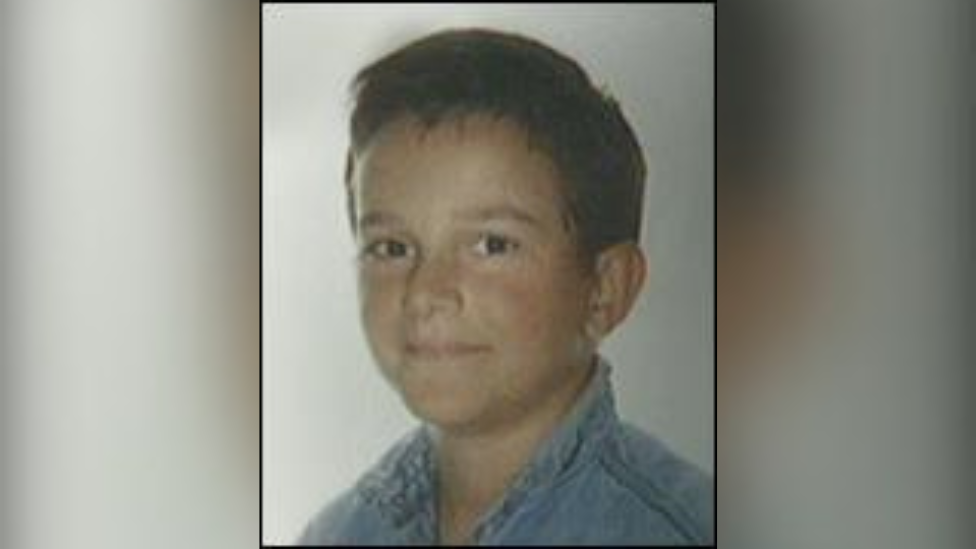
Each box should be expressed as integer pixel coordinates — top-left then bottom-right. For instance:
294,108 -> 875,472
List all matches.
433,359 -> 597,543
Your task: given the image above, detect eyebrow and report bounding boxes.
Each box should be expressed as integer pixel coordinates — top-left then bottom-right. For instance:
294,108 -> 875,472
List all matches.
358,210 -> 404,232
454,204 -> 543,228
358,204 -> 544,232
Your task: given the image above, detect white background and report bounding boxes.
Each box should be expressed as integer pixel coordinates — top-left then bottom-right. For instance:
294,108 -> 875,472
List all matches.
263,4 -> 714,543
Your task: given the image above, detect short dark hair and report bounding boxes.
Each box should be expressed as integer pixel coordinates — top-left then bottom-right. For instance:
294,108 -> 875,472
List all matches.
345,28 -> 646,264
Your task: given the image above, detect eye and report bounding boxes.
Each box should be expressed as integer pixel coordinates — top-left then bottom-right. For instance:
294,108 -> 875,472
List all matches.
362,239 -> 414,261
473,233 -> 520,257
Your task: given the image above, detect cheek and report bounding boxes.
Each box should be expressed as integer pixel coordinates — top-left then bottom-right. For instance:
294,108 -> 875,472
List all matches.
470,263 -> 587,347
359,272 -> 403,349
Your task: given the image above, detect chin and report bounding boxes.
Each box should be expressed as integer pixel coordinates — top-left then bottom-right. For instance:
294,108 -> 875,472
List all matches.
378,349 -> 497,425
397,380 -> 488,431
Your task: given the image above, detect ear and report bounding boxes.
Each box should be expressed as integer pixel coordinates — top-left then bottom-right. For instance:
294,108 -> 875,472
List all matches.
584,243 -> 648,342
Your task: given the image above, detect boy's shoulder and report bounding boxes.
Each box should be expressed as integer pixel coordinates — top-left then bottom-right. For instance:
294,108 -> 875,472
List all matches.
593,421 -> 714,544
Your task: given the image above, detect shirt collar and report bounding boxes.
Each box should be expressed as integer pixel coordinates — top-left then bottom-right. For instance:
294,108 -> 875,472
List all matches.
357,355 -> 619,538
479,355 -> 617,532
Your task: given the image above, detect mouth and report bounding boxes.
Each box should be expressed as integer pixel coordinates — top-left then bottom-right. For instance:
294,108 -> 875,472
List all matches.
404,340 -> 492,361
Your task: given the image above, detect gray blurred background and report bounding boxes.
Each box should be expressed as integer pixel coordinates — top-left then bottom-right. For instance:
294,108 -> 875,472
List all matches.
3,2 -> 259,549
262,4 -> 714,544
720,0 -> 973,548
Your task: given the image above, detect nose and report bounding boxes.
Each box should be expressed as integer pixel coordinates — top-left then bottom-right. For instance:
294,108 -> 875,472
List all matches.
403,252 -> 462,321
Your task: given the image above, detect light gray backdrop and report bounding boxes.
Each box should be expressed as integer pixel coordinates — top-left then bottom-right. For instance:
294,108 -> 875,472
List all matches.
263,4 -> 714,543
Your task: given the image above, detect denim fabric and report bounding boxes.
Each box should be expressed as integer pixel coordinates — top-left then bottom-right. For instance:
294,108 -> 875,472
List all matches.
299,358 -> 714,545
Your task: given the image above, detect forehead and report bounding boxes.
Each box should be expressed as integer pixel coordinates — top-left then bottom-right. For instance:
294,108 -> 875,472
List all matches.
351,115 -> 567,225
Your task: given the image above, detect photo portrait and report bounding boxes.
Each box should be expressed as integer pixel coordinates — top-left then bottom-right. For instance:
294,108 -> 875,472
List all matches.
262,4 -> 714,545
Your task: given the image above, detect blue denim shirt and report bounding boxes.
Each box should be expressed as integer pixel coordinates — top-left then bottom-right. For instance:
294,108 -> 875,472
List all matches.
299,358 -> 714,545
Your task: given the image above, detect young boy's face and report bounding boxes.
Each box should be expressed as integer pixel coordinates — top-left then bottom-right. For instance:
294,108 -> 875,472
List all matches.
350,116 -> 597,435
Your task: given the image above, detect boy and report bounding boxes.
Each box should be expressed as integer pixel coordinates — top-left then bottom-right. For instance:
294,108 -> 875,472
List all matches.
300,28 -> 713,545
